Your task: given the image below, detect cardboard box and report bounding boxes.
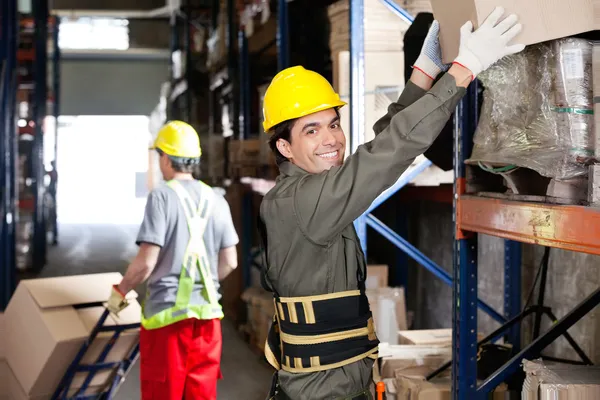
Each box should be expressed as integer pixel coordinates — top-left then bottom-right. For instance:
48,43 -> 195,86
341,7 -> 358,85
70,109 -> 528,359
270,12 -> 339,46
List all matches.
334,51 -> 406,159
4,273 -> 140,398
0,360 -> 103,400
328,0 -> 411,55
241,286 -> 275,352
398,329 -> 452,346
522,359 -> 600,400
366,265 -> 389,289
395,374 -> 507,400
431,0 -> 599,63
366,287 -> 408,344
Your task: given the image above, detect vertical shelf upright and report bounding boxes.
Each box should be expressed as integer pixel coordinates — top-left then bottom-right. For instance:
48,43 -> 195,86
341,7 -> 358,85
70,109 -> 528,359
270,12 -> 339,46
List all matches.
31,0 -> 49,270
0,0 -> 19,310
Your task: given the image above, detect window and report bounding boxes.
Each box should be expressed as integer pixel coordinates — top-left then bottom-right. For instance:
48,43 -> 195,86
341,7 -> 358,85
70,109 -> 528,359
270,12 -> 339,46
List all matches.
58,17 -> 130,51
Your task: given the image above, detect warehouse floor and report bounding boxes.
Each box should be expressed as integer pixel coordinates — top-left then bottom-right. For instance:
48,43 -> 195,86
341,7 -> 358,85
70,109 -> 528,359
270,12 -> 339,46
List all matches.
36,223 -> 273,400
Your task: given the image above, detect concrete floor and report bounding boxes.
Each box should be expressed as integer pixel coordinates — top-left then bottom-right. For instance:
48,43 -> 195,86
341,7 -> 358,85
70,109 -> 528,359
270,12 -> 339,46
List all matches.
34,223 -> 273,399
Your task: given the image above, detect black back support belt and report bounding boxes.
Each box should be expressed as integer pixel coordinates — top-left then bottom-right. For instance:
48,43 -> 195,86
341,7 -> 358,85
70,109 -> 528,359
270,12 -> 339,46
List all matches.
265,290 -> 379,373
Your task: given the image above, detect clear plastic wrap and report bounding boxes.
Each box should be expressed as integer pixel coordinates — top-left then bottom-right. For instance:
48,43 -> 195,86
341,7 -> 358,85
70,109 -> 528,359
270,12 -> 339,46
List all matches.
466,38 -> 595,180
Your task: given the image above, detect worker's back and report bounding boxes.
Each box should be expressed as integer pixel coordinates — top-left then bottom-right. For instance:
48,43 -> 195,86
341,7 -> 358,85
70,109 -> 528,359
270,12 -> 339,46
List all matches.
137,178 -> 238,320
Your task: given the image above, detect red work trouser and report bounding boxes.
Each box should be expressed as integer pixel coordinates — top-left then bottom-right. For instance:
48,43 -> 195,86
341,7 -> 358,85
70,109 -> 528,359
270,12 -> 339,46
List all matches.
139,318 -> 223,400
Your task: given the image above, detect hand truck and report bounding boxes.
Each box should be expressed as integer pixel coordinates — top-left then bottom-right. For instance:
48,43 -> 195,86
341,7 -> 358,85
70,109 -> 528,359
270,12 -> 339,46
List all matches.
51,304 -> 141,400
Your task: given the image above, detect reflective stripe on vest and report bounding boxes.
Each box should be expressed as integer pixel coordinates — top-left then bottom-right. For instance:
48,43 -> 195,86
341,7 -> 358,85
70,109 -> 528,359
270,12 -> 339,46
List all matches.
141,179 -> 224,330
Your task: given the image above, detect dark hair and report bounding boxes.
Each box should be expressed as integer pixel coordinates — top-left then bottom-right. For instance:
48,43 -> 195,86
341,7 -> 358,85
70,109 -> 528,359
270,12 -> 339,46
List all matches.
156,149 -> 200,173
267,108 -> 341,165
268,119 -> 297,165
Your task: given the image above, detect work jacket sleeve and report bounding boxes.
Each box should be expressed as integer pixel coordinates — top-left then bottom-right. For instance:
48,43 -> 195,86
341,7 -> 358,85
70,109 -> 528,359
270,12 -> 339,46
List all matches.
294,73 -> 466,245
372,80 -> 427,136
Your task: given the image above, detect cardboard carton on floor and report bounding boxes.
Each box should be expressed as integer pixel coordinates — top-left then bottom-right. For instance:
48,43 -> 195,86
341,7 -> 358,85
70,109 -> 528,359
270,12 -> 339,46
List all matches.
395,373 -> 508,400
0,360 -> 103,400
431,0 -> 599,63
4,273 -> 140,398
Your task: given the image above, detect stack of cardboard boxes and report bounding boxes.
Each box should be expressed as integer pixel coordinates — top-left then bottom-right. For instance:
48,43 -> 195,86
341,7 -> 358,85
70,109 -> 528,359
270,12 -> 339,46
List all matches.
228,139 -> 277,179
521,359 -> 600,399
240,287 -> 275,352
0,273 -> 141,399
328,0 -> 411,158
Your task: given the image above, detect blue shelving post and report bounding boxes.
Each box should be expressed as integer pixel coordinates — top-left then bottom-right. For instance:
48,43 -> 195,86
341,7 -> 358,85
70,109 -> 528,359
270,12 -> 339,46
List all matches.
0,0 -> 19,310
453,82 -> 480,399
504,240 -> 522,351
349,0 -> 367,255
51,16 -> 61,245
31,0 -> 49,270
276,0 -> 289,71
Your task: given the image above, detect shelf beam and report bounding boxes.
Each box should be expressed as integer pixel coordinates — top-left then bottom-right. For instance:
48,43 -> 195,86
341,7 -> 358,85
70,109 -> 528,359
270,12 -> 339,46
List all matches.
458,196 -> 600,255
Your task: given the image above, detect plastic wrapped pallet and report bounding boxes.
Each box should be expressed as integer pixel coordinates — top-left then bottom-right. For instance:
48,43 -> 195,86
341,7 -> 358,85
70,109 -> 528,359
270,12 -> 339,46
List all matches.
466,38 -> 595,180
522,359 -> 600,400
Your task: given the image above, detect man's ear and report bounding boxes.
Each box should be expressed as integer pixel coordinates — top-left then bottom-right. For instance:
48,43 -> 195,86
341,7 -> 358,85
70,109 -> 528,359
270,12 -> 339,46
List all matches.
276,139 -> 293,159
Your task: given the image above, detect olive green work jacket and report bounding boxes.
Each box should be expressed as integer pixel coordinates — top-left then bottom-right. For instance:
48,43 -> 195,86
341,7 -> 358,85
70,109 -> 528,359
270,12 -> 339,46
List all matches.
259,72 -> 466,400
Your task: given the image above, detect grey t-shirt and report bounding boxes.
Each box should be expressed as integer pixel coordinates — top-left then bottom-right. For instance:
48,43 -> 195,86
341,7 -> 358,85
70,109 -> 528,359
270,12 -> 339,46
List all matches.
136,179 -> 239,319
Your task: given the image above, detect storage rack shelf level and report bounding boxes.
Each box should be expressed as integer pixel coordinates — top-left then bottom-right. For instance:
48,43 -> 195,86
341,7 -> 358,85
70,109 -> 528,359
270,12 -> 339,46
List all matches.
452,80 -> 600,398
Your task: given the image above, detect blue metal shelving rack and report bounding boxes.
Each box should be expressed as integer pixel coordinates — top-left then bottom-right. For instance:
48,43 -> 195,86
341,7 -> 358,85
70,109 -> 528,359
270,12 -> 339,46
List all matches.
452,71 -> 600,399
0,0 -> 19,311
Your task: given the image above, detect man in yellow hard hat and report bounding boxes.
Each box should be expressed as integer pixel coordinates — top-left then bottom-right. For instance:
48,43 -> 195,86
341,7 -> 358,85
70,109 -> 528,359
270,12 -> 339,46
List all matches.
257,7 -> 525,400
107,120 -> 240,400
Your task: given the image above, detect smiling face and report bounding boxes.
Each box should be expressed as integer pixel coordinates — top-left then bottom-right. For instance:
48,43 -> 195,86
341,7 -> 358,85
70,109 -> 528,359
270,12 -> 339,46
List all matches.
275,108 -> 346,174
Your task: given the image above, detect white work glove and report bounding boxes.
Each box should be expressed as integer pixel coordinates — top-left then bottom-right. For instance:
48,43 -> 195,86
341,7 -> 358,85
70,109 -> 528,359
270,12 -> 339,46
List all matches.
413,20 -> 451,80
453,6 -> 526,78
107,284 -> 129,316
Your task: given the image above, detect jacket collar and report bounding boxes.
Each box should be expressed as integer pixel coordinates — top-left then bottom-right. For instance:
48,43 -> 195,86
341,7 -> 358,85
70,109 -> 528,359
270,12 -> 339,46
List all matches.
278,161 -> 309,179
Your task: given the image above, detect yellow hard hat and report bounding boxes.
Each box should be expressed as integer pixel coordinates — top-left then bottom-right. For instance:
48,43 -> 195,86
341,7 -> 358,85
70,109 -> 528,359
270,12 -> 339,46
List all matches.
262,66 -> 347,132
151,120 -> 201,158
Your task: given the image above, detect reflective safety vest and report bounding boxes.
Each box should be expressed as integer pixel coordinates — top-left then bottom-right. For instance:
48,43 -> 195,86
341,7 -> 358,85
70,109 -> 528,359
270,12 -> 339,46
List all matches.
141,179 -> 224,330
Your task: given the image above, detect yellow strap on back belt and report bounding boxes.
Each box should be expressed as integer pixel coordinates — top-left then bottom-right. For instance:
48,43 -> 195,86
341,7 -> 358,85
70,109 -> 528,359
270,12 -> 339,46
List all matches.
264,290 -> 379,373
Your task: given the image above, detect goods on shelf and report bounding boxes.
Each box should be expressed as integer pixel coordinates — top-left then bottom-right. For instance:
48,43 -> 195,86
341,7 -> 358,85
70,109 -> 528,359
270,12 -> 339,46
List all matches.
522,359 -> 600,399
239,0 -> 271,38
327,0 -> 411,56
228,139 -> 276,179
466,38 -> 595,181
257,83 -> 272,164
431,0 -> 598,63
206,0 -> 228,70
206,133 -> 226,182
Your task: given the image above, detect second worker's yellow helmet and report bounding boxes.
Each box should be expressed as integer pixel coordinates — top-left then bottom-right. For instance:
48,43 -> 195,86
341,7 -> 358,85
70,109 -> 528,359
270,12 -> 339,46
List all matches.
151,120 -> 201,158
262,66 -> 347,132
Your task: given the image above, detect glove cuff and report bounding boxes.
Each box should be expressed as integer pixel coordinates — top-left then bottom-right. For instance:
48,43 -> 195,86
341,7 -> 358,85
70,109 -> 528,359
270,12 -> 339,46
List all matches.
453,52 -> 483,78
413,54 -> 442,80
112,284 -> 126,298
